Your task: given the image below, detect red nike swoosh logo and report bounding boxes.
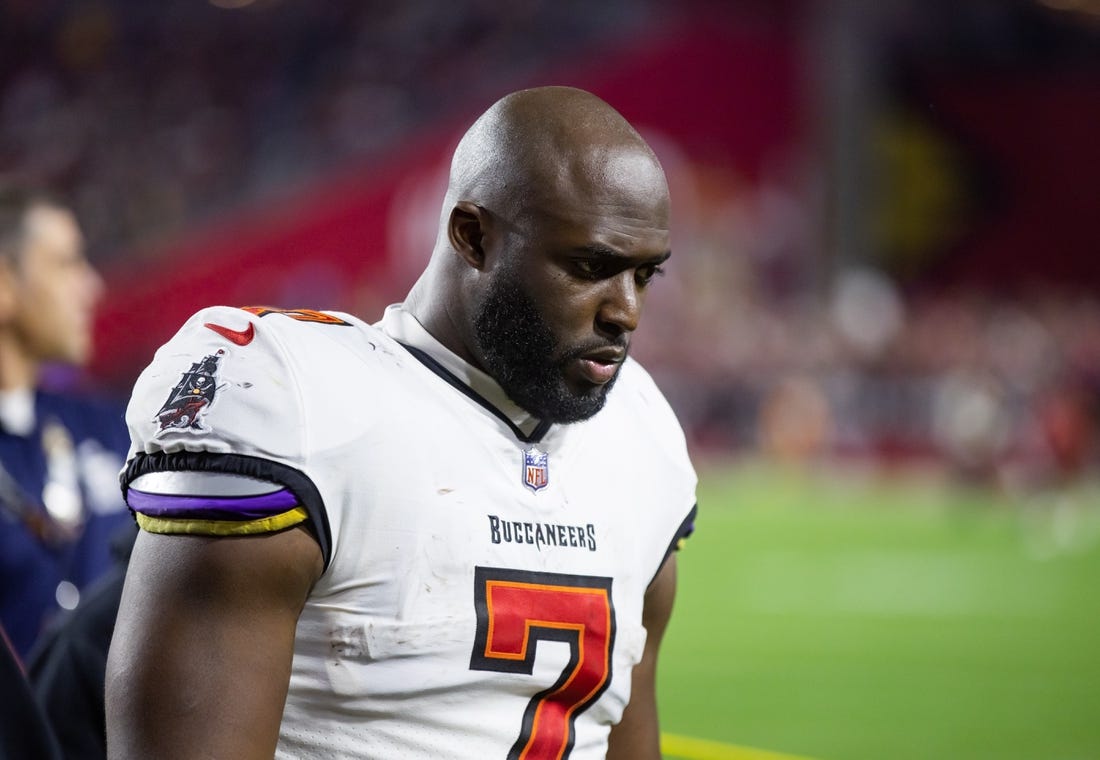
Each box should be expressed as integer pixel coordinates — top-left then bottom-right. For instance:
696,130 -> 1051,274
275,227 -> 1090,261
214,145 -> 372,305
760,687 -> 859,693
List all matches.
204,321 -> 255,346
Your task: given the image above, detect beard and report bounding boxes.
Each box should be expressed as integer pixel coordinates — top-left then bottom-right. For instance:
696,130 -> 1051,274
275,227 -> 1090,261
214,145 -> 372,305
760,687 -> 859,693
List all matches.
472,272 -> 622,424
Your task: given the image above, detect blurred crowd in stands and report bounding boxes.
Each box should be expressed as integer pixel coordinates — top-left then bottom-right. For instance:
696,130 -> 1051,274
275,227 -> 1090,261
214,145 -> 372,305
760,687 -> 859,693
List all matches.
631,149 -> 1099,487
641,273 -> 1099,489
0,0 -> 660,263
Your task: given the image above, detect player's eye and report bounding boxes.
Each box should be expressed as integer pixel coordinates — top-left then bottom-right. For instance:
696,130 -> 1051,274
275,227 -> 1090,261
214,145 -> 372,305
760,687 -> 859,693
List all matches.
574,259 -> 608,278
635,264 -> 665,286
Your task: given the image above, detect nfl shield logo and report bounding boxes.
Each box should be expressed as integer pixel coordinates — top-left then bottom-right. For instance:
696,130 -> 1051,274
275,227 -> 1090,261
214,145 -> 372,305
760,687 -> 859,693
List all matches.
522,447 -> 549,492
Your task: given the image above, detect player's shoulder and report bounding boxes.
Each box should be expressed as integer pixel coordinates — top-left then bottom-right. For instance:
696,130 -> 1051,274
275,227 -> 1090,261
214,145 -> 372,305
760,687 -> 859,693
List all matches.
607,357 -> 693,456
613,357 -> 675,413
172,305 -> 381,348
152,305 -> 394,376
127,305 -> 396,455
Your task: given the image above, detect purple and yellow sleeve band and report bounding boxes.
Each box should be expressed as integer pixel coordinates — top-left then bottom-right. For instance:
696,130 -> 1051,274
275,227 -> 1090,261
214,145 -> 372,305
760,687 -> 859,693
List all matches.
128,487 -> 308,537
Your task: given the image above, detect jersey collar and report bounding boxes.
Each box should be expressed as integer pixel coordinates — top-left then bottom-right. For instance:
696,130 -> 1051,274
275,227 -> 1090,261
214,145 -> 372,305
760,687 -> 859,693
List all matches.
379,304 -> 547,440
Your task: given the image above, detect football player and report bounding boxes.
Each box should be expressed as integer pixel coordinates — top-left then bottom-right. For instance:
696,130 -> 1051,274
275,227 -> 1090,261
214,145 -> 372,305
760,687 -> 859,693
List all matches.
107,86 -> 697,760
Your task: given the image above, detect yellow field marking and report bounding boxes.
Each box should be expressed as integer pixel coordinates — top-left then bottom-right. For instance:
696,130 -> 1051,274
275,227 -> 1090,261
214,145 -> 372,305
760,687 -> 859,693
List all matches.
661,732 -> 819,760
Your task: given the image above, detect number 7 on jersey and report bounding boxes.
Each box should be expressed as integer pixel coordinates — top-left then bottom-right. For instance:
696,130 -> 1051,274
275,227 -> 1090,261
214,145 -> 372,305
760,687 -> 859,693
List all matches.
470,567 -> 616,760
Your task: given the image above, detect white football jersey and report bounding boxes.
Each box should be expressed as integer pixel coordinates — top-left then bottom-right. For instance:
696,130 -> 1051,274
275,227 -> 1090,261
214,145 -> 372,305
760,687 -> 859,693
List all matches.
123,304 -> 697,760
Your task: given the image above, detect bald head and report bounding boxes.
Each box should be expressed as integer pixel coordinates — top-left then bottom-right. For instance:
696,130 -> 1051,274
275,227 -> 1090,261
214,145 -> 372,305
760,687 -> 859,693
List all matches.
441,86 -> 667,236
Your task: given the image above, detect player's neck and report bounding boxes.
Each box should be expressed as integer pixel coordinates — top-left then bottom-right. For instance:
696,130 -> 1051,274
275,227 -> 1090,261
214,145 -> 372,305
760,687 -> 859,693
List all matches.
404,281 -> 479,370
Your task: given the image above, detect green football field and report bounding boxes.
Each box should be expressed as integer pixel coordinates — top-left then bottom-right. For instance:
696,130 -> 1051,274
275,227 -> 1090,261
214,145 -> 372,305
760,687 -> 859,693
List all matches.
656,459 -> 1100,760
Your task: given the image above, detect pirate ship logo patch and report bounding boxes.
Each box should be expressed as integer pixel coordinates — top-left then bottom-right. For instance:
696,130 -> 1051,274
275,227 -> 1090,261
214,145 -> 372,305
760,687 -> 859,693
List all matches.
522,447 -> 549,492
154,350 -> 227,435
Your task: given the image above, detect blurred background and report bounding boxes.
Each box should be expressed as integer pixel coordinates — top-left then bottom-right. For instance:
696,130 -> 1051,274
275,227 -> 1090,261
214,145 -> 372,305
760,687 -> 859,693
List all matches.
2,0 -> 1098,758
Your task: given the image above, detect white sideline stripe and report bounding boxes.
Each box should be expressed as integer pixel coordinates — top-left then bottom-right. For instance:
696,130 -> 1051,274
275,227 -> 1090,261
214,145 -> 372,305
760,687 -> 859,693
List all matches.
661,732 -> 819,760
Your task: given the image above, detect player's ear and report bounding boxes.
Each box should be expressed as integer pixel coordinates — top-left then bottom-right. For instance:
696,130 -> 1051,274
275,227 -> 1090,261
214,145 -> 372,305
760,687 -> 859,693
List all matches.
448,201 -> 488,270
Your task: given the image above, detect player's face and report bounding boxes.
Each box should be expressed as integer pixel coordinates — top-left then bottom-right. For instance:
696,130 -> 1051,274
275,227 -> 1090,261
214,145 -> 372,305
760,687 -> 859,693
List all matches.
473,150 -> 670,423
9,205 -> 103,366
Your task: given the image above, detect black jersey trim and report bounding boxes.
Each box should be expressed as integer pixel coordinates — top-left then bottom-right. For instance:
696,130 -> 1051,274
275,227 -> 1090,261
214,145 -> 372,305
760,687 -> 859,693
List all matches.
121,451 -> 332,571
397,342 -> 551,444
650,502 -> 698,588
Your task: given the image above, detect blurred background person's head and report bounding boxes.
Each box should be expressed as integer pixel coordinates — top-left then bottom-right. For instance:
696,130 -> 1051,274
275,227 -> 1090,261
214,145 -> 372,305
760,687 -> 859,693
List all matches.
0,188 -> 103,392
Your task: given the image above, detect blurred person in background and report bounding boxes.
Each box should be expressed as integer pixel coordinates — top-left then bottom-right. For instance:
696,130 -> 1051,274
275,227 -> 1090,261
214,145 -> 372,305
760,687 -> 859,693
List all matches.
0,186 -> 132,662
26,524 -> 134,760
106,86 -> 696,760
1,625 -> 62,760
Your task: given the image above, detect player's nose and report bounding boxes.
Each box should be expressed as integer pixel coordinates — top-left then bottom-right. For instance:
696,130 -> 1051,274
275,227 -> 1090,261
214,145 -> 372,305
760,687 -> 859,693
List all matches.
595,272 -> 641,337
